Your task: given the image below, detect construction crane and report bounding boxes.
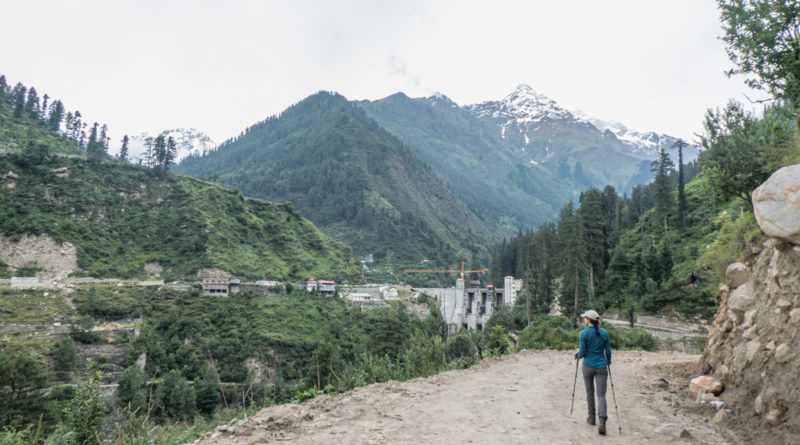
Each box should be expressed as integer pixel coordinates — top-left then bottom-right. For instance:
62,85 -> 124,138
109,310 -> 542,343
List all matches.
404,261 -> 488,279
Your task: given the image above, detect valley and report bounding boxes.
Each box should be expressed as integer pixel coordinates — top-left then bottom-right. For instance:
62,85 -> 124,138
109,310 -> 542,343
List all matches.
2,2 -> 800,442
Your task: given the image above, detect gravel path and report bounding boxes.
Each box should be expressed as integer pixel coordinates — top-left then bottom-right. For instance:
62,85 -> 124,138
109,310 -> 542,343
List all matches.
193,350 -> 741,444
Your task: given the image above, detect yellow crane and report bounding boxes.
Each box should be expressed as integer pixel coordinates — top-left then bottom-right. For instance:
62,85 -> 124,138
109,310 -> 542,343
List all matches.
404,261 -> 488,279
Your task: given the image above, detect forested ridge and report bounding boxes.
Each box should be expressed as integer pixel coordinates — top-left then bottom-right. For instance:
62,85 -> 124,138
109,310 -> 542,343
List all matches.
176,92 -> 494,269
0,75 -> 361,281
490,99 -> 799,320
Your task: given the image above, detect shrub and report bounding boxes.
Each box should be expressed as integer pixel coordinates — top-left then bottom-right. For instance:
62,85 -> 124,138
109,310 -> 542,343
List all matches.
445,330 -> 476,361
486,325 -> 511,356
516,315 -> 579,351
624,329 -> 657,351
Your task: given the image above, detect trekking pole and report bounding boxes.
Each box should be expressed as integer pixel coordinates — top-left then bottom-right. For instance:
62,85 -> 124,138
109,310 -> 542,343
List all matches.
569,356 -> 579,415
607,364 -> 622,434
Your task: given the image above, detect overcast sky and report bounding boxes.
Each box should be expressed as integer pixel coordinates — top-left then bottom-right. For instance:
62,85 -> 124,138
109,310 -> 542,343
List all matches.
1,0 -> 765,148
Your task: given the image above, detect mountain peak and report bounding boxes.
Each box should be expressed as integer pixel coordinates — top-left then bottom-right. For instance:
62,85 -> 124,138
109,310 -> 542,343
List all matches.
467,84 -> 572,124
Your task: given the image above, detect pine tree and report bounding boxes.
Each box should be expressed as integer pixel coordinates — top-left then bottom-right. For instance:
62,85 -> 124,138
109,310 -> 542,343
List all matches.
165,135 -> 177,170
0,75 -> 7,98
144,136 -> 155,167
650,148 -> 674,247
87,122 -> 103,162
24,87 -> 40,118
100,124 -> 109,152
48,100 -> 65,132
119,135 -> 129,161
72,111 -> 83,140
674,139 -> 688,232
578,189 -> 607,304
153,135 -> 167,172
556,202 -> 586,322
40,94 -> 49,120
12,83 -> 26,118
64,111 -> 74,136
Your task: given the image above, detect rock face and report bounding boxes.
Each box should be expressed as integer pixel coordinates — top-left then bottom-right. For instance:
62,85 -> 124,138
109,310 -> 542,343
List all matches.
0,234 -> 79,279
700,189 -> 800,442
753,164 -> 800,245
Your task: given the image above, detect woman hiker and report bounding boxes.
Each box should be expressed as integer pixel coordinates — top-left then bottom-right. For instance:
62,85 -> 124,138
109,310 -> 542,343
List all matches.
575,309 -> 612,435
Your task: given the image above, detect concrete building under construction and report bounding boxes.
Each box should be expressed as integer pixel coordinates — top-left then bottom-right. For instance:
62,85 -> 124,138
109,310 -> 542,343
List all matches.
415,276 -> 523,335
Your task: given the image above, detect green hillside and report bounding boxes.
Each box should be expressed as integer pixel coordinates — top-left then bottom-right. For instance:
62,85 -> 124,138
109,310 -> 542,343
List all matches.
0,86 -> 360,281
358,93 -> 572,231
176,92 -> 494,269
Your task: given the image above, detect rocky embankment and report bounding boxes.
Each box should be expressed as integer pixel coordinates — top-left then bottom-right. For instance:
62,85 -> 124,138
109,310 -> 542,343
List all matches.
698,164 -> 800,443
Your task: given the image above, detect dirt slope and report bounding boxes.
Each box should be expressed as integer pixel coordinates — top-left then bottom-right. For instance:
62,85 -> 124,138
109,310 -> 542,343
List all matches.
193,350 -> 742,444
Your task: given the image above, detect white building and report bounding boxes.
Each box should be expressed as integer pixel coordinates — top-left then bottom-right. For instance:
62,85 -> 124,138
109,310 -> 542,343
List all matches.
415,276 -> 522,335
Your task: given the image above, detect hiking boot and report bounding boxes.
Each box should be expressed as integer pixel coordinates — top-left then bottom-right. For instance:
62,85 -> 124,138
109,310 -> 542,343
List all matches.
587,415 -> 595,426
598,417 -> 607,435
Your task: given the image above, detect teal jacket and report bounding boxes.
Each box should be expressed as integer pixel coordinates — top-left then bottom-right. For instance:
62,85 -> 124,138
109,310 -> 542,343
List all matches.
577,326 -> 611,368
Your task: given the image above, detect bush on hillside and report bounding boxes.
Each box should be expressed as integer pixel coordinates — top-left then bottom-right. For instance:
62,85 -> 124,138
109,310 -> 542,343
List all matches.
516,315 -> 578,351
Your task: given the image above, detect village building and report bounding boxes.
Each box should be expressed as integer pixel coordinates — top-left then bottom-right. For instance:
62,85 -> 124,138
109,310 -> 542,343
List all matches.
201,278 -> 240,296
306,279 -> 337,297
415,276 -> 523,335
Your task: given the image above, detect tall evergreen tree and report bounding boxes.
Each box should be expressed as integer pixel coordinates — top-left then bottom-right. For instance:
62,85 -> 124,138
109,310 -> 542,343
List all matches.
86,122 -> 103,162
578,189 -> 607,304
40,94 -> 49,120
24,86 -> 40,118
650,148 -> 674,247
100,124 -> 110,152
674,139 -> 688,232
0,75 -> 7,98
556,202 -> 586,323
165,135 -> 178,170
119,135 -> 130,161
48,100 -> 65,132
11,83 -> 26,118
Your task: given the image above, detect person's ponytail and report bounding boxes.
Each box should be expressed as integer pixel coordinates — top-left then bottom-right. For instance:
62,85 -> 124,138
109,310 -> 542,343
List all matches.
590,318 -> 600,336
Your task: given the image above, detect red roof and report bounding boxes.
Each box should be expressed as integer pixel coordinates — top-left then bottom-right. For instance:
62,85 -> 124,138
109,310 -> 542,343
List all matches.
456,278 -> 464,281
487,285 -> 494,288
318,280 -> 336,284
504,276 -> 514,279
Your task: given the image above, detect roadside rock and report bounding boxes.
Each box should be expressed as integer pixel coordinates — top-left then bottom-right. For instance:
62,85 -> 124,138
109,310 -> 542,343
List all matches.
654,424 -> 690,438
712,409 -> 728,424
765,408 -> 783,425
754,394 -> 764,415
689,376 -> 724,396
774,343 -> 791,363
753,163 -> 800,245
725,262 -> 751,289
727,282 -> 756,319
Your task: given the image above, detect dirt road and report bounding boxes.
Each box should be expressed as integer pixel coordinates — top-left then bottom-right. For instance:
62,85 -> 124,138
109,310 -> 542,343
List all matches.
194,350 -> 740,444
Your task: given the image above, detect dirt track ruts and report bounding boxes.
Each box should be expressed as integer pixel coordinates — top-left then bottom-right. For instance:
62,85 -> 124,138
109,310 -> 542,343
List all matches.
193,350 -> 741,444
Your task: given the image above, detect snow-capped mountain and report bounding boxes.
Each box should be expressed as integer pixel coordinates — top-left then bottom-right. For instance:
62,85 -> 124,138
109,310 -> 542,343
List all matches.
467,84 -> 574,142
466,84 -> 699,162
574,112 -> 699,162
124,128 -> 216,164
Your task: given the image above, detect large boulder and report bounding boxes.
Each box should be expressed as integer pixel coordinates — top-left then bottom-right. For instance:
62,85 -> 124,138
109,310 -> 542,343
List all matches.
753,164 -> 800,245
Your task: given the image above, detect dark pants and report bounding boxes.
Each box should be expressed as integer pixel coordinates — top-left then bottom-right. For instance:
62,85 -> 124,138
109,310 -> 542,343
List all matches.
582,366 -> 608,419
